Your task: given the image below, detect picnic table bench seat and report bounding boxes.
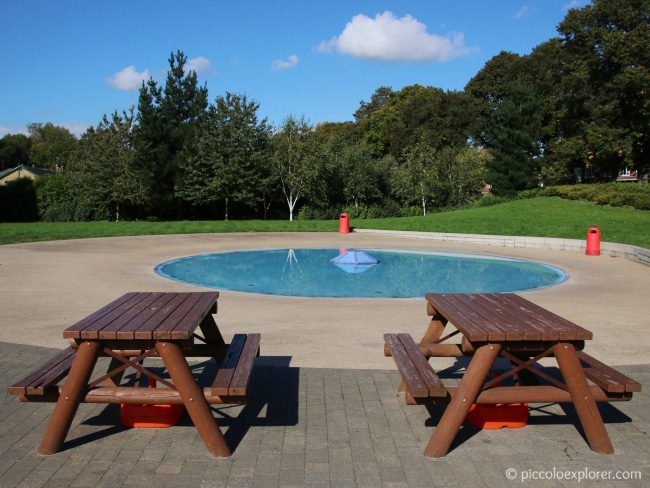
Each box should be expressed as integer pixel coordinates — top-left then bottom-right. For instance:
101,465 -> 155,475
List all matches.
211,333 -> 261,398
577,351 -> 641,393
8,346 -> 76,397
8,333 -> 262,402
384,333 -> 447,399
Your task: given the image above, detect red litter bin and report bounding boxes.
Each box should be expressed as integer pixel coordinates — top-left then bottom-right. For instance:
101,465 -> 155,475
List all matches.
586,226 -> 601,256
339,213 -> 349,234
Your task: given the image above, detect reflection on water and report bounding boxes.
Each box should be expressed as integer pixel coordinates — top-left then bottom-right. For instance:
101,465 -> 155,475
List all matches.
156,248 -> 566,298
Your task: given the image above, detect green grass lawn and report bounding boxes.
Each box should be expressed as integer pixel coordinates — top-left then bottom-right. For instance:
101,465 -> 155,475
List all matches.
1,197 -> 649,248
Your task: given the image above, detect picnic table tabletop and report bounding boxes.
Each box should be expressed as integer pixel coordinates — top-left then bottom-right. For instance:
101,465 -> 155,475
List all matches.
63,291 -> 219,341
425,293 -> 593,342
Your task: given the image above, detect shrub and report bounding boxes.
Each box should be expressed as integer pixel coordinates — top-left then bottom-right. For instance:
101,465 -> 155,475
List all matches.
469,193 -> 511,208
35,173 -> 77,221
539,183 -> 650,210
0,178 -> 39,222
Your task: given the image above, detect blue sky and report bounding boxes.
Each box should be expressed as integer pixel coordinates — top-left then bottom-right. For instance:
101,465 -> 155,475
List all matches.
0,0 -> 589,137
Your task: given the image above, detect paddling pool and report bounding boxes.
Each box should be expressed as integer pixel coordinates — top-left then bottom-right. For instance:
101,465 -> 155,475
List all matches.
155,248 -> 566,298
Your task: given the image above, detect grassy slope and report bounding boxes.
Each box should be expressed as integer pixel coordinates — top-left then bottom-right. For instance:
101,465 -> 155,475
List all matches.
1,197 -> 648,248
355,197 -> 650,248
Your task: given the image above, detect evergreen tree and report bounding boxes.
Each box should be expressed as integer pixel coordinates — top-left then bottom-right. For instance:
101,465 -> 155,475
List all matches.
484,78 -> 544,194
135,50 -> 208,218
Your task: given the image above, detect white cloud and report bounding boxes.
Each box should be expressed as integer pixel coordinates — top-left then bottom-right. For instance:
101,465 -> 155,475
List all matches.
562,0 -> 587,10
0,122 -> 89,138
106,65 -> 151,90
60,122 -> 91,137
0,125 -> 28,137
317,11 -> 470,62
184,56 -> 213,75
514,6 -> 529,20
271,54 -> 299,71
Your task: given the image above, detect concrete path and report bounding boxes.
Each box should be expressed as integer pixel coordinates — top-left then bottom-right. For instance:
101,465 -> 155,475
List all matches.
1,232 -> 648,369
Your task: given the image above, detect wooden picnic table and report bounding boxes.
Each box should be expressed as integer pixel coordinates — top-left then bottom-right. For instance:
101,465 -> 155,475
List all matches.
385,293 -> 641,457
17,292 -> 260,458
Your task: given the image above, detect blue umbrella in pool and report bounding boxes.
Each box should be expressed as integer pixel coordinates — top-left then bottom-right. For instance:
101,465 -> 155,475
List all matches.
330,250 -> 379,274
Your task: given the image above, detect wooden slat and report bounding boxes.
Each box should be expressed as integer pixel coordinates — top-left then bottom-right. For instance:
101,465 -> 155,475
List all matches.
577,352 -> 642,393
460,294 -> 525,341
212,334 -> 247,395
152,294 -> 204,340
426,294 -> 488,342
229,334 -> 260,396
8,347 -> 76,395
63,293 -> 137,339
170,292 -> 219,340
506,294 -> 593,340
431,294 -> 501,341
133,293 -> 190,340
504,294 -> 579,340
80,293 -> 151,339
491,294 -> 560,341
100,293 -> 163,339
476,294 -> 542,340
397,334 -> 446,397
115,293 -> 178,340
384,334 -> 428,397
26,352 -> 77,395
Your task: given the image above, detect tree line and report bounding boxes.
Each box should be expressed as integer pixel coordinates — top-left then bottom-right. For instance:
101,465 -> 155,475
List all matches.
1,0 -> 647,222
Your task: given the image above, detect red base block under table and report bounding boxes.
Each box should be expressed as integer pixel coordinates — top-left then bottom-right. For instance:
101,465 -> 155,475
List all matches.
467,403 -> 529,430
120,403 -> 184,428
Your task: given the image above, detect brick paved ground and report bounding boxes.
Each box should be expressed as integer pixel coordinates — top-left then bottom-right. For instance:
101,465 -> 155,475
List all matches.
0,342 -> 648,487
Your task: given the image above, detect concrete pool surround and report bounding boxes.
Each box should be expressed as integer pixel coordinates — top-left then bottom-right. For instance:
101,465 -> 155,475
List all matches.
0,231 -> 648,369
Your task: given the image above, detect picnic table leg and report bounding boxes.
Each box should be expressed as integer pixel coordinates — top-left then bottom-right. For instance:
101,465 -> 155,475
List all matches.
424,343 -> 501,458
38,341 -> 101,455
157,341 -> 231,457
553,343 -> 614,454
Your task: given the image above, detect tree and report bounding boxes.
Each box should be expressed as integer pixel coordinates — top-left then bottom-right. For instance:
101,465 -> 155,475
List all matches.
358,85 -> 481,159
27,123 -> 77,169
483,78 -> 544,194
0,133 -> 31,170
135,50 -> 208,218
354,86 -> 395,121
551,0 -> 649,178
177,92 -> 271,220
339,143 -> 388,208
270,116 -> 323,221
73,108 -> 149,221
392,137 -> 442,216
441,147 -> 490,207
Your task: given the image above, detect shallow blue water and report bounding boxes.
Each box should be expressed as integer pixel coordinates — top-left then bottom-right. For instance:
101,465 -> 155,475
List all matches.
155,248 -> 566,298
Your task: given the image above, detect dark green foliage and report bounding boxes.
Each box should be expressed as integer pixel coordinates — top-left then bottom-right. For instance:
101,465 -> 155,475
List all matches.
540,183 -> 650,210
35,173 -> 77,221
176,92 -> 271,220
27,123 -> 77,170
484,78 -> 544,194
0,134 -> 31,170
72,109 -> 149,221
357,85 -> 481,158
0,178 -> 39,221
135,50 -> 208,218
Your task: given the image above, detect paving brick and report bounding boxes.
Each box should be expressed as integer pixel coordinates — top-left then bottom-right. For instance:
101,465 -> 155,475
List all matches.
1,343 -> 649,488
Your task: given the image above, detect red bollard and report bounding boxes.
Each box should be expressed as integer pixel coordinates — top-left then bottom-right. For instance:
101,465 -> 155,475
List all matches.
339,213 -> 349,234
586,227 -> 601,256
